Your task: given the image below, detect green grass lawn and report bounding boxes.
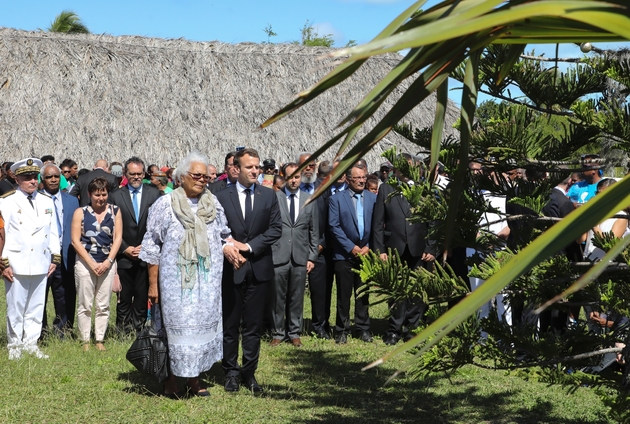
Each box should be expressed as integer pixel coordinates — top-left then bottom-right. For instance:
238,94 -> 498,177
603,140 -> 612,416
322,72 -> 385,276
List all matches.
0,286 -> 613,423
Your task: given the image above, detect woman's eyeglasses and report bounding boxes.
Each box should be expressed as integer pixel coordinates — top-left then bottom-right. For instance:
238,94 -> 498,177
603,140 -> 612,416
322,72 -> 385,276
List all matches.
187,172 -> 210,182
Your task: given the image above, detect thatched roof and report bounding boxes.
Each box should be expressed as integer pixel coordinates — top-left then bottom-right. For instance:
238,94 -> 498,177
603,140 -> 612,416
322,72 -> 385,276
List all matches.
0,27 -> 460,169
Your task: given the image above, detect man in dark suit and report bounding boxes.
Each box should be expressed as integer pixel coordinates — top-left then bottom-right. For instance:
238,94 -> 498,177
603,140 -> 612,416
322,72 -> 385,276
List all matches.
297,156 -> 340,339
328,163 -> 376,344
215,148 -> 282,393
40,163 -> 79,336
372,177 -> 436,345
541,172 -> 581,332
109,157 -> 161,333
270,163 -> 319,348
70,159 -> 119,206
209,151 -> 238,194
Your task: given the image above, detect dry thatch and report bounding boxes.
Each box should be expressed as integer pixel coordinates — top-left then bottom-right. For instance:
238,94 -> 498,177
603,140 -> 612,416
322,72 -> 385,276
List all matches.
0,27 -> 460,170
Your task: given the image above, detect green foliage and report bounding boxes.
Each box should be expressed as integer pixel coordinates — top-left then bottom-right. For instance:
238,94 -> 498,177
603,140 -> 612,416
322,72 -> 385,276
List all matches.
47,10 -> 89,34
299,20 -> 334,47
358,249 -> 469,306
263,24 -> 277,44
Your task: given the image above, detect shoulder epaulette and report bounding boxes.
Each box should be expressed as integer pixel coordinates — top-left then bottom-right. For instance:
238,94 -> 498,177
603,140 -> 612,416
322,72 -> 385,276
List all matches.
0,190 -> 16,198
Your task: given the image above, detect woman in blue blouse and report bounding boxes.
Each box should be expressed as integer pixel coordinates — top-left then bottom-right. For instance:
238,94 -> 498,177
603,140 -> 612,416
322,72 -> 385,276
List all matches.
71,177 -> 123,351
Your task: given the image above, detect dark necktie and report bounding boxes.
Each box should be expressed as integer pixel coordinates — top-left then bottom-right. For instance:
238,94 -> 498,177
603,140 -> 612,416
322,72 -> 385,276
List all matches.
244,188 -> 252,222
27,194 -> 34,209
289,193 -> 295,224
304,183 -> 312,193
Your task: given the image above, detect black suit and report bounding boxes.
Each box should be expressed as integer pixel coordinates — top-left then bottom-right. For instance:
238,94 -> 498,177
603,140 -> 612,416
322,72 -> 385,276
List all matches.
372,182 -> 434,338
209,178 -> 232,194
306,179 -> 336,335
541,186 -> 581,333
214,183 -> 282,378
109,184 -> 161,332
70,168 -> 119,206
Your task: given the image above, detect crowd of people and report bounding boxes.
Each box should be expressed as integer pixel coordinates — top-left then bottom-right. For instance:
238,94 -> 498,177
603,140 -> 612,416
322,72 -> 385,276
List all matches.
0,149 -> 623,396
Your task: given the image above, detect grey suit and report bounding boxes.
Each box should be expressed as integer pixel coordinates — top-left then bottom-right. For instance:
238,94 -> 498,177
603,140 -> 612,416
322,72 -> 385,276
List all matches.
270,189 -> 319,341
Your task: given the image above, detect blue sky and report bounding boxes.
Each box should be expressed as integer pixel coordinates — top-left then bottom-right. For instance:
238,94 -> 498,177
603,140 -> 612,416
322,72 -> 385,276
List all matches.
2,0 -> 628,106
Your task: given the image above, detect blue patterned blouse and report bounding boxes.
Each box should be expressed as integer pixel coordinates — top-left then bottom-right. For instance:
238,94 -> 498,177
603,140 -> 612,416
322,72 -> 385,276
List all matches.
80,204 -> 118,262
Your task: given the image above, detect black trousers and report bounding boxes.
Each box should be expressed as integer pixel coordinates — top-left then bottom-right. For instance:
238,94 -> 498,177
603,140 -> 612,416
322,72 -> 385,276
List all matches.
42,259 -> 75,334
116,262 -> 148,332
308,250 -> 334,333
387,247 -> 428,336
222,267 -> 268,378
334,259 -> 370,334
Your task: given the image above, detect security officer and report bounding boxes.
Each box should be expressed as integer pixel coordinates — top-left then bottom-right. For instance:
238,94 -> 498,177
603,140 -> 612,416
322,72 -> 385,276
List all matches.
0,158 -> 60,360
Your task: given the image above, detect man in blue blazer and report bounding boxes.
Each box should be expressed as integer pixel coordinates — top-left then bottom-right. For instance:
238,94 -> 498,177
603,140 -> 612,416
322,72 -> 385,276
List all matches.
40,163 -> 79,336
328,163 -> 376,344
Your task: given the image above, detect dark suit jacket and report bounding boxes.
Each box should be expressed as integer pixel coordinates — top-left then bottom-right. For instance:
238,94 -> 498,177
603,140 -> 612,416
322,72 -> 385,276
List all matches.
271,189 -> 319,266
372,182 -> 428,257
60,192 -> 79,269
328,189 -> 376,261
542,187 -> 582,261
42,190 -> 79,269
109,184 -> 162,269
215,183 -> 282,284
70,168 -> 119,206
209,179 -> 236,194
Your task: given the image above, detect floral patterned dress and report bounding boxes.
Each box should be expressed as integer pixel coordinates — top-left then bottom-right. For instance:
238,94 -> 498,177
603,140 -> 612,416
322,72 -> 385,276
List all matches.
140,193 -> 230,377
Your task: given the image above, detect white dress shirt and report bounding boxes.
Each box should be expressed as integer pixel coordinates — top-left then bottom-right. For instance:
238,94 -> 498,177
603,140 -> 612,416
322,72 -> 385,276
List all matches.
285,188 -> 301,222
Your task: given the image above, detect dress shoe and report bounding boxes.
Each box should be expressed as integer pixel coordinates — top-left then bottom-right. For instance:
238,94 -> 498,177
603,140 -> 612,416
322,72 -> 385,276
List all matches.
403,331 -> 415,343
243,375 -> 263,393
269,339 -> 282,347
291,338 -> 303,347
224,376 -> 240,392
384,333 -> 400,346
358,331 -> 373,343
335,333 -> 348,344
315,330 -> 331,340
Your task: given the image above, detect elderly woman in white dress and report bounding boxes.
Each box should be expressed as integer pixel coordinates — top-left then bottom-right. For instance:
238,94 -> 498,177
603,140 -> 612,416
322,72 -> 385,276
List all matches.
140,152 -> 232,398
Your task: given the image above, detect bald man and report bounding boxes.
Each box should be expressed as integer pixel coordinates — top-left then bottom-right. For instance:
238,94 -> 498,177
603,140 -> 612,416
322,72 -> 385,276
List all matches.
69,159 -> 119,206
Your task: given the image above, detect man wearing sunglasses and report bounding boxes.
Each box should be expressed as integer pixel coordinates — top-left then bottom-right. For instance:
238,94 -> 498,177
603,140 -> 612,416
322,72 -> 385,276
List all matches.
109,157 -> 162,334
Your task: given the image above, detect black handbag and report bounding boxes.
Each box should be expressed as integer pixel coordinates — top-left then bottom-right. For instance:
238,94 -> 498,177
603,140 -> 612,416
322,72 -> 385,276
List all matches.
126,305 -> 170,383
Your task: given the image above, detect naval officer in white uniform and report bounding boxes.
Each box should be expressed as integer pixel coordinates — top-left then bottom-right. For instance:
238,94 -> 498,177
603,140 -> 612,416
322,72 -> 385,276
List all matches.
0,158 -> 60,360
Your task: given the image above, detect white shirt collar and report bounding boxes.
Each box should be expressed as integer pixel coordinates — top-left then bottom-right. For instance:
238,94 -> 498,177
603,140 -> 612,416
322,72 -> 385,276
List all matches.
236,181 -> 255,193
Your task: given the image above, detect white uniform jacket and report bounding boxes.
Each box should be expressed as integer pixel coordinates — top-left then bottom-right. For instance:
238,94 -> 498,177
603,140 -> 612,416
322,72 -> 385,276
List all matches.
0,190 -> 60,275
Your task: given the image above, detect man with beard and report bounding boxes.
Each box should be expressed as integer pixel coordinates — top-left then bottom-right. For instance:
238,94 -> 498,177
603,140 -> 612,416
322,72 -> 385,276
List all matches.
109,157 -> 161,333
297,153 -> 318,194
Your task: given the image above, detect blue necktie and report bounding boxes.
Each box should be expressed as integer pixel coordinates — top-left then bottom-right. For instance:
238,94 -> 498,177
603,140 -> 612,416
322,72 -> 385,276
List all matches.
132,188 -> 140,223
354,193 -> 364,240
52,194 -> 62,241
